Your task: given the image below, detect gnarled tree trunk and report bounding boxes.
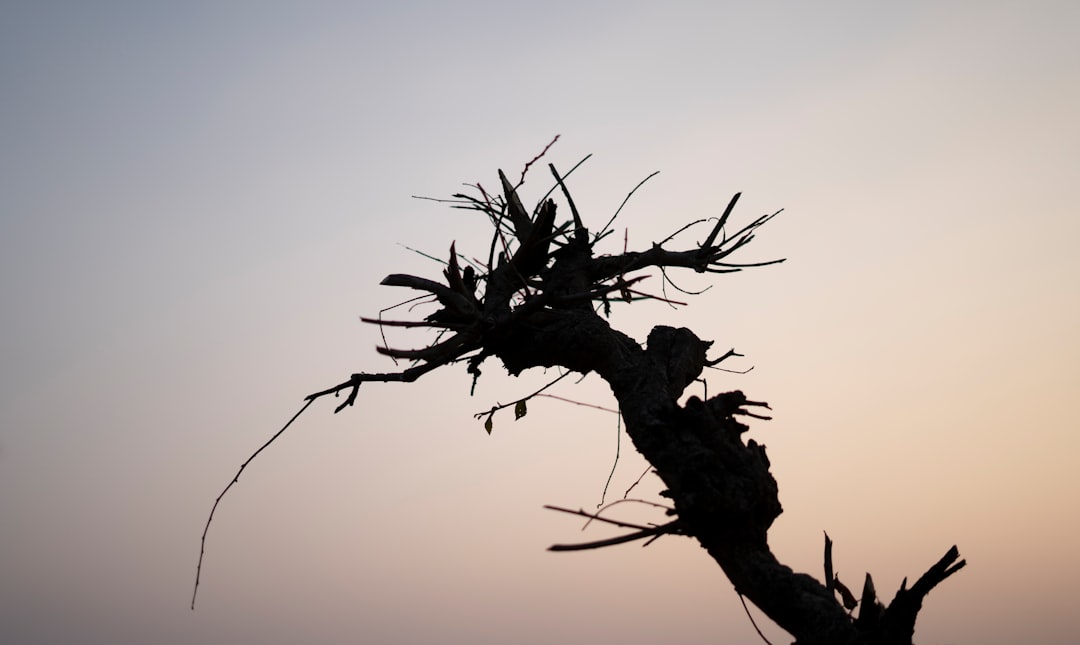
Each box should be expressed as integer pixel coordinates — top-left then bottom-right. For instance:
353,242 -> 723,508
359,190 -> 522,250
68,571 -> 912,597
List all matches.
292,161 -> 964,643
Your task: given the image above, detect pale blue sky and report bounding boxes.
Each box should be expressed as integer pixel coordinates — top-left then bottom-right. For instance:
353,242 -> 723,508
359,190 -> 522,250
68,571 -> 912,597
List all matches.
2,2 -> 1078,644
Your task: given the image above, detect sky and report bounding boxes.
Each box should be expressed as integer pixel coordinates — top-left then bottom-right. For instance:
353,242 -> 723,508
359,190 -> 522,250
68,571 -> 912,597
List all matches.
1,1 -> 1078,644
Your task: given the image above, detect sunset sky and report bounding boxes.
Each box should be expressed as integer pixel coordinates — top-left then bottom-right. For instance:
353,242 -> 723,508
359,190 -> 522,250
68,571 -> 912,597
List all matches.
2,2 -> 1078,644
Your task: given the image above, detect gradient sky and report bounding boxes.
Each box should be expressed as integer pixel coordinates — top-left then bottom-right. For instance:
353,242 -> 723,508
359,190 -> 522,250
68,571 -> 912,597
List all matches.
2,2 -> 1078,644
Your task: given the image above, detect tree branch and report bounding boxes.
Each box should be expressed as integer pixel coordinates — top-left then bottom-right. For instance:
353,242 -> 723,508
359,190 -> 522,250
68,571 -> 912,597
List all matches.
500,169 -> 533,243
544,505 -> 683,551
198,158 -> 963,644
549,163 -> 587,244
305,355 -> 458,413
191,398 -> 316,609
586,208 -> 785,284
543,505 -> 654,531
547,521 -> 680,551
879,546 -> 966,642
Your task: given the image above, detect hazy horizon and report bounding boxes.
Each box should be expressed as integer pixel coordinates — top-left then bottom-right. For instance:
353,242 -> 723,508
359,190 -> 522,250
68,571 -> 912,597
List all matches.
2,2 -> 1078,644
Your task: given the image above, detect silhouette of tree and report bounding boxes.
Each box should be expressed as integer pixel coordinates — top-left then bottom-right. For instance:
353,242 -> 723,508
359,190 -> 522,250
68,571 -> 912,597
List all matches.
194,143 -> 964,644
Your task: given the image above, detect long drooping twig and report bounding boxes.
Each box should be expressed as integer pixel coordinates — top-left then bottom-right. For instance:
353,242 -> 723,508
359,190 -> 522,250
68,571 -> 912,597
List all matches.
191,398 -> 315,609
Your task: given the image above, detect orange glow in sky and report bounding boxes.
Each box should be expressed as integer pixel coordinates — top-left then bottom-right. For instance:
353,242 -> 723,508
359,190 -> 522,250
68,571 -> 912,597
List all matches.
1,3 -> 1077,644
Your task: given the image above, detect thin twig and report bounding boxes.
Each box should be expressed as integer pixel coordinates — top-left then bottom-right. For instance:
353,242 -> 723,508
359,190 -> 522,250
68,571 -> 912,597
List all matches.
360,317 -> 451,329
537,154 -> 592,204
545,508 -> 683,552
397,243 -> 447,266
545,506 -> 681,551
518,134 -> 560,186
739,593 -> 775,645
598,409 -> 622,507
595,170 -> 660,243
660,266 -> 712,296
707,364 -> 755,375
623,287 -> 687,307
547,523 -> 677,551
370,293 -> 436,365
191,398 -> 316,610
584,498 -> 673,531
659,218 -> 710,246
658,267 -> 679,311
544,505 -> 653,530
473,371 -> 572,425
305,350 -> 464,413
533,394 -> 618,414
624,465 -> 653,498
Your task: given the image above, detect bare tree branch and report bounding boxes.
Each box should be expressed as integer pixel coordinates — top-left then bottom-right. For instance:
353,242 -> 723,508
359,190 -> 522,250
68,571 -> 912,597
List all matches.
596,170 -> 660,243
195,152 -> 962,644
547,522 -> 679,551
191,398 -> 315,610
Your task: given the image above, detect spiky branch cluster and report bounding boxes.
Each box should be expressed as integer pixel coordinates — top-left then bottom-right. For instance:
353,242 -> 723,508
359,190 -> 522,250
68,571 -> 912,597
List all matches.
307,163 -> 780,411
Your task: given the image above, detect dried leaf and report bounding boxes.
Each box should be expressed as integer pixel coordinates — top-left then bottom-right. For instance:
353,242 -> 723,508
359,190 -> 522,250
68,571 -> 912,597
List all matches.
484,415 -> 493,434
514,399 -> 527,420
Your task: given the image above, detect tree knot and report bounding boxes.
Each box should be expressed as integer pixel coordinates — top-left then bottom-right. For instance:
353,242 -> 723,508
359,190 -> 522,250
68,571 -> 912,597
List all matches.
646,325 -> 712,397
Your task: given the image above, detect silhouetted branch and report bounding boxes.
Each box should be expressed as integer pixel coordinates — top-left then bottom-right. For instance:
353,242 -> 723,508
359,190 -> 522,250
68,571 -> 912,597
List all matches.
381,274 -> 478,319
396,242 -> 448,265
621,286 -> 688,307
659,218 -> 710,246
700,192 -> 741,251
548,519 -> 682,551
739,594 -> 776,645
857,573 -> 885,630
473,371 -> 572,433
359,317 -> 448,329
596,170 -> 660,242
660,265 -> 712,296
624,465 -> 653,498
824,532 -> 835,595
834,574 -> 859,611
195,149 -> 963,643
598,411 -> 622,506
375,331 -> 474,363
543,505 -> 653,531
500,169 -> 533,243
549,274 -> 650,307
706,347 -> 743,367
191,398 -> 316,610
517,134 -> 561,186
534,394 -> 618,414
536,153 -> 592,205
880,546 -> 966,640
587,209 -> 785,284
581,498 -> 674,530
549,163 -> 586,243
544,505 -> 682,551
305,357 -> 458,413
913,545 -> 967,592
